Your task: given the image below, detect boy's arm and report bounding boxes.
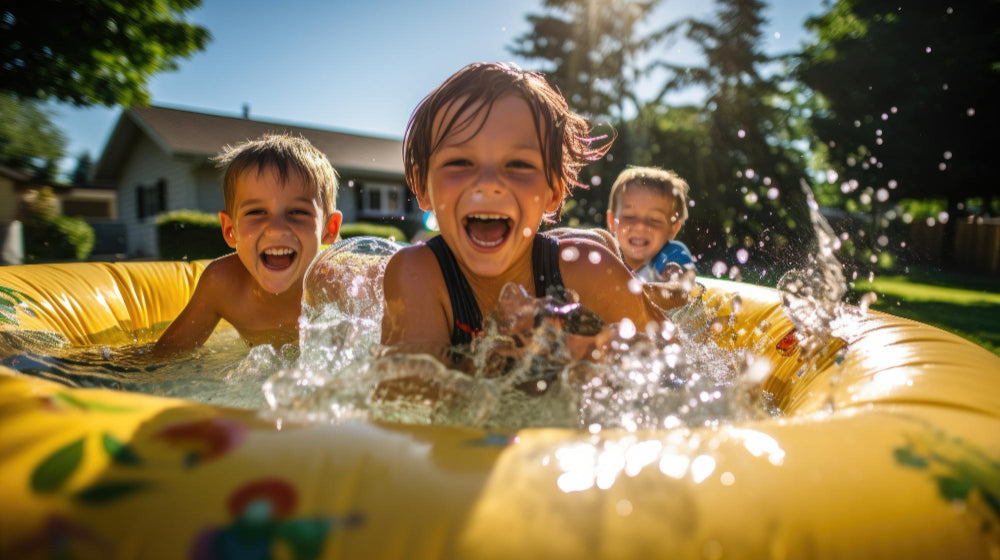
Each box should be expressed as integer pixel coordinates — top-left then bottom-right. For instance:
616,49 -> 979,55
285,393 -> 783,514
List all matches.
380,245 -> 453,361
150,260 -> 226,359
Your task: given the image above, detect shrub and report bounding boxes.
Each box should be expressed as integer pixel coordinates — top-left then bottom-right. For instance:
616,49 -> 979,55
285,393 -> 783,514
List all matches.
22,187 -> 95,262
339,222 -> 408,243
156,210 -> 230,261
24,215 -> 95,262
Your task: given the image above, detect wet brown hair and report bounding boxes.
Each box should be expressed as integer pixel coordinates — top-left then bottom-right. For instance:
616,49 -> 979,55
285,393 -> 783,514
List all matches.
213,133 -> 338,217
403,62 -> 611,219
608,166 -> 690,225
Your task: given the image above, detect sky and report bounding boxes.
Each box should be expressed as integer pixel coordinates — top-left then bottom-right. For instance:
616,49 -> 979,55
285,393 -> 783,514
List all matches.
49,0 -> 825,175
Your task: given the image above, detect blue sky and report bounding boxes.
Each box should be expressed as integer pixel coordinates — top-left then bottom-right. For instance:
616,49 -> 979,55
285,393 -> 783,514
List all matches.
49,0 -> 824,175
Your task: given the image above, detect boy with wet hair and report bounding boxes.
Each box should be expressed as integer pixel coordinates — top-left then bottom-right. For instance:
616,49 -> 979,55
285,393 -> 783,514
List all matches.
606,166 -> 695,282
382,62 -> 661,363
152,133 -> 342,357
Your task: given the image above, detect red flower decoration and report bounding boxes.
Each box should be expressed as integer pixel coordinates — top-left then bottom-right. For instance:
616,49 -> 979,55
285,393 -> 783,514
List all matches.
155,418 -> 248,464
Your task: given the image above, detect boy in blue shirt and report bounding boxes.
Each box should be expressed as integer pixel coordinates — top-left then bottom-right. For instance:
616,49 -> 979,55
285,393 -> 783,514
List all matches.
606,166 -> 695,282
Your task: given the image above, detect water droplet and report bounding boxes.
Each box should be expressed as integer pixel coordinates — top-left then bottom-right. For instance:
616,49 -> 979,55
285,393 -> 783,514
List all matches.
627,278 -> 642,295
618,319 -> 636,339
925,46 -> 932,53
891,106 -> 898,114
876,138 -> 883,145
859,291 -> 877,312
616,499 -> 633,516
588,251 -> 602,264
590,175 -> 602,187
737,129 -> 746,138
860,193 -> 872,205
876,188 -> 889,202
876,129 -> 883,136
877,235 -> 889,247
888,179 -> 898,189
853,120 -> 861,128
745,192 -> 758,204
938,162 -> 947,171
774,31 -> 781,39
826,169 -> 839,183
711,261 -> 728,278
522,227 -> 532,237
937,211 -> 949,224
943,151 -> 952,160
926,217 -> 936,227
942,83 -> 949,90
691,455 -> 716,483
736,248 -> 749,264
561,246 -> 580,262
766,187 -> 779,200
967,108 -> 976,116
881,113 -> 888,120
720,472 -> 736,486
745,168 -> 755,179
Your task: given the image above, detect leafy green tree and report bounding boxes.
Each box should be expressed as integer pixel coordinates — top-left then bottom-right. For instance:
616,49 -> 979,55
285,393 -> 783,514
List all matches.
71,152 -> 93,186
658,0 -> 814,272
796,0 -> 999,262
510,0 -> 669,225
0,93 -> 65,178
1,0 -> 211,107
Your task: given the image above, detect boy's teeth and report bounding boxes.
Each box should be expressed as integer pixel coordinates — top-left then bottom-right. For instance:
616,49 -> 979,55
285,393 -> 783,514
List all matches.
468,213 -> 507,221
263,248 -> 294,256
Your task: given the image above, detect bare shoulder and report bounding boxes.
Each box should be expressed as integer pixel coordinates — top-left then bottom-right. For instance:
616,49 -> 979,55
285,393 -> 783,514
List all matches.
198,254 -> 251,309
547,227 -> 619,254
381,243 -> 450,346
383,243 -> 440,292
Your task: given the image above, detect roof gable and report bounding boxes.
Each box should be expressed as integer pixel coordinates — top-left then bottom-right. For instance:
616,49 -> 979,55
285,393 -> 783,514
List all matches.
93,105 -> 404,185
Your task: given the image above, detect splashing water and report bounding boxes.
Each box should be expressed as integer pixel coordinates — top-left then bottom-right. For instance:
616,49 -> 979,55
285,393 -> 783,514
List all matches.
260,237 -> 773,430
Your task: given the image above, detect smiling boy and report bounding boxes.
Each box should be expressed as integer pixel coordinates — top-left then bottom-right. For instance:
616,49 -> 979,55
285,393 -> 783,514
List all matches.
152,134 -> 342,358
606,166 -> 694,281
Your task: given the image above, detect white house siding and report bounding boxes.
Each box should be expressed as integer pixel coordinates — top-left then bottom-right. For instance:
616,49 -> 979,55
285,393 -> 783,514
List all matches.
194,167 -> 224,215
117,136 -> 198,257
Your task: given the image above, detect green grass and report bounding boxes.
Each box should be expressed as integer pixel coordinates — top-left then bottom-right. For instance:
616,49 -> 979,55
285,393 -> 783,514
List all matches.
852,268 -> 1000,356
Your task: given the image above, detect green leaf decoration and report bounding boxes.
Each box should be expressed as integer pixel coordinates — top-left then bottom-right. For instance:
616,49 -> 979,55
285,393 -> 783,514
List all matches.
31,438 -> 85,493
74,481 -> 149,505
893,446 -> 929,469
0,285 -> 39,326
936,475 -> 974,502
53,392 -> 134,413
276,519 -> 333,560
102,433 -> 141,466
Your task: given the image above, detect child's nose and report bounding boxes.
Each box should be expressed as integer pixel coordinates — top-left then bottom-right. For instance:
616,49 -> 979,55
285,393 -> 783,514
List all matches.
473,168 -> 506,195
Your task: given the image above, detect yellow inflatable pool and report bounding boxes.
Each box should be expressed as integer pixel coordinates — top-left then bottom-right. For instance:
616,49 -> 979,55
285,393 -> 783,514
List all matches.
1,260 -> 998,559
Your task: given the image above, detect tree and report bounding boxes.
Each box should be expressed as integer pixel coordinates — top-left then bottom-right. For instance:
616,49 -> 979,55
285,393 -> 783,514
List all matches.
657,0 -> 814,272
1,0 -> 211,107
0,93 -> 65,179
71,152 -> 93,186
509,0 -> 669,225
796,0 -> 1000,259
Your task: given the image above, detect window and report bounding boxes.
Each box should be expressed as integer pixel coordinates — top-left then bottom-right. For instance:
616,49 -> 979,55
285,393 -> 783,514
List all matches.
361,183 -> 405,216
137,179 -> 167,220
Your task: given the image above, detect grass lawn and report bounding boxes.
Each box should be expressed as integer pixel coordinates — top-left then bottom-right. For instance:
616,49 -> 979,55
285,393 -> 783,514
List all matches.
851,268 -> 1000,356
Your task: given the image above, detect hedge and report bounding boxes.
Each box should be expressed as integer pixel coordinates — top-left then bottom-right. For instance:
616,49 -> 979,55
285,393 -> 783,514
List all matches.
339,222 -> 408,243
24,215 -> 95,262
156,210 -> 230,261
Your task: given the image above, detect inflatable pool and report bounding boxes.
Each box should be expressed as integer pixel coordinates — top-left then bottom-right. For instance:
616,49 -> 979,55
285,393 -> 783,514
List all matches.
1,259 -> 998,559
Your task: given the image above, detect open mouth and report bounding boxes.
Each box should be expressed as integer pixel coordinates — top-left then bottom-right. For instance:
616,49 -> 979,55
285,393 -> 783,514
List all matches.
463,213 -> 512,249
260,247 -> 297,270
627,237 -> 650,248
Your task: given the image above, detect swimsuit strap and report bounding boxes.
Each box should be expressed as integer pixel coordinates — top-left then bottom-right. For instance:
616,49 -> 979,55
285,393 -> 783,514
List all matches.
426,233 -> 566,346
426,236 -> 482,345
532,232 -> 565,298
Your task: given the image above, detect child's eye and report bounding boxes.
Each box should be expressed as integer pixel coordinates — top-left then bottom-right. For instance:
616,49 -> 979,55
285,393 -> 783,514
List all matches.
443,158 -> 472,167
508,160 -> 536,170
244,209 -> 265,216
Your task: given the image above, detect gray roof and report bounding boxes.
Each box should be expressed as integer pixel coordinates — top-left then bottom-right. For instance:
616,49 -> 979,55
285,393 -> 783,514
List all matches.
93,105 -> 404,184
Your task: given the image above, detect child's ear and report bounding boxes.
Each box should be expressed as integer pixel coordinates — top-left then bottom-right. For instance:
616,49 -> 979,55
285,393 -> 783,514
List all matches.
322,211 -> 343,244
606,209 -> 617,233
665,217 -> 683,241
219,211 -> 238,249
545,180 -> 567,215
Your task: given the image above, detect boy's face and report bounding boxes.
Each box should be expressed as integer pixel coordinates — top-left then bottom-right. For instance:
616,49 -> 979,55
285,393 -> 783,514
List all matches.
418,94 -> 564,278
219,165 -> 341,295
607,186 -> 683,270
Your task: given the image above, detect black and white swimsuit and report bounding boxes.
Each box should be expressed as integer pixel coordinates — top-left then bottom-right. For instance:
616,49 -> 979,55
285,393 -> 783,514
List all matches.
426,233 -> 565,346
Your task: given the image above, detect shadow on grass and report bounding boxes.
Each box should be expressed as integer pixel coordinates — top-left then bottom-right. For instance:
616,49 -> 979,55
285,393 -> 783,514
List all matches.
867,297 -> 1000,356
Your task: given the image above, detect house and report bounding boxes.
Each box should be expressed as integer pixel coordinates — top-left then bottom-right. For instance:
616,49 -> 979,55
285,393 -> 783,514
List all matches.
91,105 -> 417,258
